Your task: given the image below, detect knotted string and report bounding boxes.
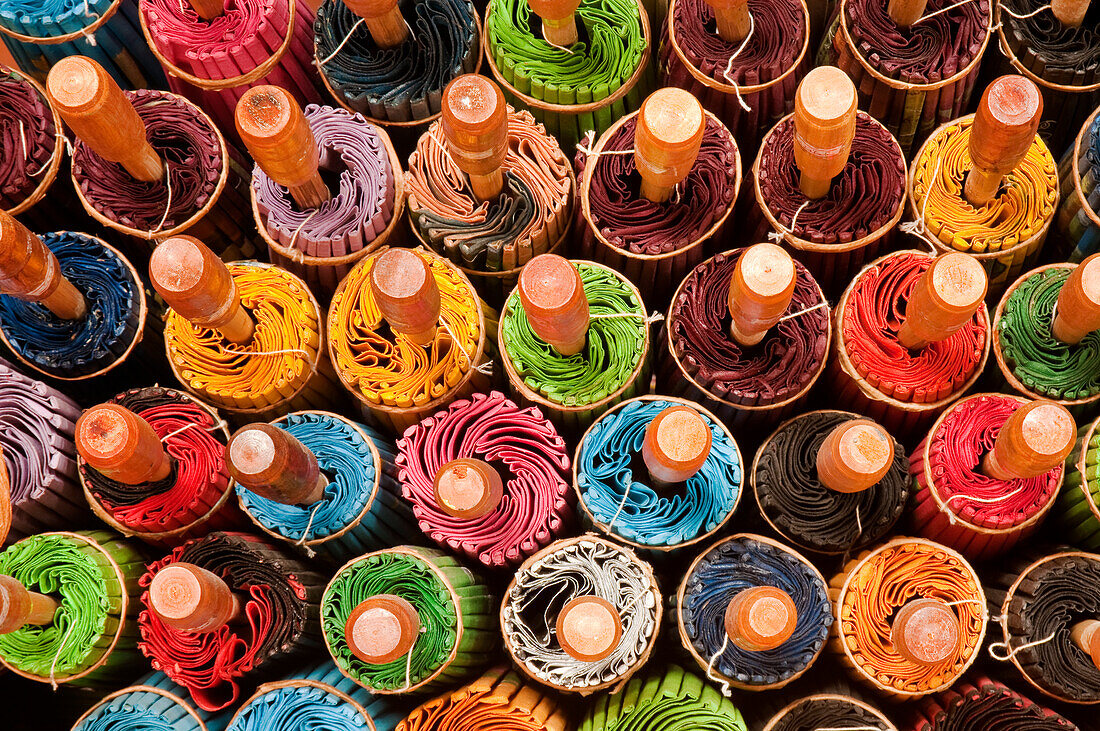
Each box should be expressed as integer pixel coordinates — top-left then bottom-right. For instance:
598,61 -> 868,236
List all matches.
286,209 -> 320,264
720,13 -> 755,112
767,200 -> 810,244
295,500 -> 325,558
989,631 -> 1057,661
899,156 -> 943,255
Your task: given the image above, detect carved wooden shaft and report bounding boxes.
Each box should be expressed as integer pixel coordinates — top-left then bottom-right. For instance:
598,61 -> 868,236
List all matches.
527,0 -> 584,46
891,598 -> 961,665
442,75 -> 509,202
888,0 -> 929,26
433,458 -> 504,519
0,576 -> 59,634
557,596 -> 622,661
0,211 -> 86,320
981,401 -> 1075,481
345,594 -> 421,664
518,254 -> 590,356
702,0 -> 752,42
1052,254 -> 1100,345
188,0 -> 224,20
641,405 -> 712,486
226,423 -> 328,505
343,0 -> 409,47
634,88 -> 706,204
724,586 -> 798,652
794,66 -> 857,200
149,563 -> 244,634
727,243 -> 796,346
964,75 -> 1043,207
896,253 -> 987,350
76,404 -> 173,485
816,419 -> 895,493
1051,0 -> 1090,27
369,248 -> 442,346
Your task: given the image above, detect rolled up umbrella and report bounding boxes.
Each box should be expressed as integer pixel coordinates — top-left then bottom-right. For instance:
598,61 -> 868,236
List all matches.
908,75 -> 1058,293
905,675 -> 1080,731
227,661 -> 401,731
500,534 -> 660,694
406,74 -> 574,305
753,410 -> 909,555
138,0 -> 325,142
47,55 -> 261,262
660,0 -> 810,149
995,0 -> 1100,153
1057,105 -> 1100,262
0,212 -> 156,388
321,545 -> 497,695
239,88 -> 404,298
819,0 -> 992,155
499,254 -> 650,434
578,665 -> 747,730
910,395 -> 1074,560
71,671 -> 232,731
676,533 -> 831,692
831,250 -> 989,439
662,244 -> 830,435
327,247 -> 492,434
574,395 -> 741,552
987,548 -> 1100,705
1060,415 -> 1100,549
228,411 -> 417,562
829,536 -> 987,700
76,387 -> 242,546
0,530 -> 147,688
482,0 -> 651,148
150,235 -> 342,422
314,0 -> 481,126
397,666 -> 571,731
138,531 -> 327,712
0,0 -> 167,91
575,87 -> 740,305
752,66 -> 907,290
395,390 -> 572,569
762,693 -> 896,731
993,258 -> 1100,414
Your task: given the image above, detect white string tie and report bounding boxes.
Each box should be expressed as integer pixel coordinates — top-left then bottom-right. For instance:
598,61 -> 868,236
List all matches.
720,13 -> 755,112
704,633 -> 733,697
989,631 -> 1057,661
318,18 -> 366,66
768,200 -> 810,244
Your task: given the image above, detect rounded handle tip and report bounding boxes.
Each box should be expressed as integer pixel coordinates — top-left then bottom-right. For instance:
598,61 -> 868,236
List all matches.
641,405 -> 712,484
149,563 -> 239,634
433,458 -> 504,519
76,404 -> 171,485
966,75 -> 1042,206
891,598 -> 961,666
442,75 -> 509,201
897,252 -> 987,349
724,586 -> 798,652
983,400 -> 1076,481
345,594 -> 421,665
369,249 -> 442,346
150,236 -> 253,343
1053,254 -> 1100,345
46,56 -> 106,115
728,243 -> 797,346
634,88 -> 706,203
235,86 -> 327,206
816,419 -> 895,493
517,254 -> 590,355
227,423 -> 326,506
794,66 -> 857,199
1071,619 -> 1100,671
556,596 -> 622,662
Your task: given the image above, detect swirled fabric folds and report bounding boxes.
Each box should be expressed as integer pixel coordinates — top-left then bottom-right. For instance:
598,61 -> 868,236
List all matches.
757,113 -> 905,245
1060,417 -> 1100,550
0,357 -> 85,545
328,250 -> 483,410
407,108 -> 572,273
138,531 -> 325,712
765,695 -> 892,731
73,672 -> 223,731
1059,111 -> 1100,263
395,391 -> 572,568
830,539 -> 985,697
908,675 -> 1079,731
578,666 -> 747,731
754,410 -> 909,554
669,250 -> 828,407
501,261 -> 646,407
253,104 -> 396,264
840,252 -> 987,403
997,266 -> 1100,401
314,0 -> 479,123
237,411 -> 416,561
679,535 -> 831,687
0,232 -> 142,380
0,530 -> 146,686
164,261 -> 328,414
79,386 -> 235,541
580,116 -> 738,256
321,546 -> 496,694
576,398 -> 741,548
501,536 -> 659,691
397,667 -> 570,731
0,68 -> 55,212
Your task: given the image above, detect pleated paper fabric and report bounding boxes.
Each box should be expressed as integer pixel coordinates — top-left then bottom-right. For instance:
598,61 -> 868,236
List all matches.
236,410 -> 417,562
1057,107 -> 1100,262
987,549 -> 1100,705
577,665 -> 747,731
575,111 -> 740,304
753,410 -> 909,555
322,545 -> 497,695
406,107 -> 573,304
829,537 -> 987,700
78,386 -> 240,546
909,115 -> 1059,292
396,391 -> 572,568
677,533 -> 832,690
753,111 -> 907,289
910,394 -> 1064,560
762,694 -> 895,731
138,0 -> 325,141
396,667 -> 571,731
660,0 -> 810,150
501,535 -> 660,694
1060,414 -> 1100,550
0,530 -> 146,688
72,672 -> 232,731
0,357 -> 87,546
252,104 -> 402,297
575,396 -> 741,551
227,661 -> 402,731
138,531 -> 326,712
327,248 -> 492,433
904,674 -> 1080,731
0,0 -> 167,90
483,0 -> 651,148
314,0 -> 480,124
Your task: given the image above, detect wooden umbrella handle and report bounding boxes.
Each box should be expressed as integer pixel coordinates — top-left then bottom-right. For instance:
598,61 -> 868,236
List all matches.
1052,254 -> 1100,345
46,56 -> 163,182
0,211 -> 86,320
441,75 -> 509,202
965,75 -> 1043,207
981,400 -> 1075,481
188,0 -> 224,20
816,419 -> 895,493
724,586 -> 798,652
1052,0 -> 1090,26
557,596 -> 622,662
149,235 -> 255,345
1071,619 -> 1100,671
76,404 -> 173,485
727,243 -> 796,346
891,598 -> 960,665
369,248 -> 442,346
794,66 -> 858,200
641,405 -> 712,485
345,594 -> 421,664
343,0 -> 410,48
888,0 -> 929,26
896,252 -> 987,350
226,423 -> 327,506
433,458 -> 504,519
634,88 -> 706,204
0,575 -> 58,634
517,254 -> 590,356
236,86 -> 330,210
149,563 -> 243,634
527,0 -> 584,46
701,0 -> 752,42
